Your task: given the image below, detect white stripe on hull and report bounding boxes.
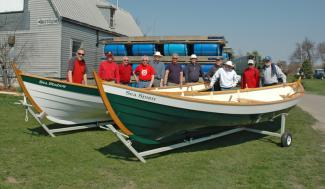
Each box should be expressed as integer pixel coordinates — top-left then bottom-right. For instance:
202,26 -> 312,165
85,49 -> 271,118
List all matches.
24,82 -> 109,125
104,85 -> 301,115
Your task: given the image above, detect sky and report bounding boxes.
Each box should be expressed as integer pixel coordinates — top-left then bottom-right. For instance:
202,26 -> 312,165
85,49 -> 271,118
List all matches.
1,0 -> 324,63
116,0 -> 325,63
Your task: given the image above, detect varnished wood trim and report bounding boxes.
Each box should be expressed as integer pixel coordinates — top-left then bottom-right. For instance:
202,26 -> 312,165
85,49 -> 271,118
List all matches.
93,71 -> 133,136
102,81 -> 304,106
12,64 -> 43,113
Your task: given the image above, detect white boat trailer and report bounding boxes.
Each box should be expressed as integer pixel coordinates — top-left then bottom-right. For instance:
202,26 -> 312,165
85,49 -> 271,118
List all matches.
16,95 -> 110,137
100,113 -> 292,163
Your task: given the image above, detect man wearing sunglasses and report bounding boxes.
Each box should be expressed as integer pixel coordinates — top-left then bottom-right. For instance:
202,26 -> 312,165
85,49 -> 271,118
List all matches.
67,48 -> 88,85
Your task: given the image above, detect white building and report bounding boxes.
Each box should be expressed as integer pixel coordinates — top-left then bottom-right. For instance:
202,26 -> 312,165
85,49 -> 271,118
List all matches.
0,0 -> 142,78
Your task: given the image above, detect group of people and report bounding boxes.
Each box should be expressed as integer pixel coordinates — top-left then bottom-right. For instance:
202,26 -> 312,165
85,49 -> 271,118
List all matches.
209,55 -> 287,91
67,48 -> 286,90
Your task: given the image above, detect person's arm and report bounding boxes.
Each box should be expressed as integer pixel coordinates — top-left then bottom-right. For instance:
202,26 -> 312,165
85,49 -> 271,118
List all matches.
83,74 -> 87,85
199,65 -> 205,81
67,58 -> 74,82
98,63 -> 103,80
207,67 -> 213,80
164,70 -> 169,86
68,71 -> 73,82
233,71 -> 239,87
210,70 -> 220,88
241,72 -> 245,89
133,67 -> 139,83
255,69 -> 260,88
160,65 -> 165,87
276,66 -> 287,83
180,71 -> 183,88
148,75 -> 154,88
115,64 -> 120,84
184,65 -> 189,83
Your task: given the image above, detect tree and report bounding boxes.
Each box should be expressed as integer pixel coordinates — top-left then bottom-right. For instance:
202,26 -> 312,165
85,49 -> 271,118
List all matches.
301,60 -> 313,79
0,35 -> 26,89
246,50 -> 262,68
317,42 -> 325,69
290,37 -> 317,65
277,60 -> 288,74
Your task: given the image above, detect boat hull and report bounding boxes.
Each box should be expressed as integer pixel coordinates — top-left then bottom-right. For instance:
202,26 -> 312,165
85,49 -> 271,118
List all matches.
101,84 -> 301,144
20,74 -> 109,125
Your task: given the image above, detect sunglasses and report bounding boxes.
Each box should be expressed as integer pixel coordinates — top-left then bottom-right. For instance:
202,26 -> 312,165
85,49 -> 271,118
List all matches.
123,59 -> 129,61
143,60 -> 148,62
78,53 -> 85,56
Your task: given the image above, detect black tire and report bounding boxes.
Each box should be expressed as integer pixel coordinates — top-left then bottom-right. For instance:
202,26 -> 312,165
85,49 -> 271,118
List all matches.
281,132 -> 292,147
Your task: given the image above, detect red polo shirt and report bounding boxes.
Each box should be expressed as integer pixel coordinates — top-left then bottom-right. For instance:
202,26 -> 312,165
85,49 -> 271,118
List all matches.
241,67 -> 260,88
98,60 -> 120,83
134,64 -> 155,81
68,58 -> 87,84
119,63 -> 132,84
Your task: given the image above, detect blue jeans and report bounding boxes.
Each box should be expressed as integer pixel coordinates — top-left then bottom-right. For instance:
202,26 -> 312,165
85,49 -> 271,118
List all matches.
138,81 -> 150,88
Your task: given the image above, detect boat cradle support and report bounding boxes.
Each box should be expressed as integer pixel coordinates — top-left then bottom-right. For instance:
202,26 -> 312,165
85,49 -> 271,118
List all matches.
101,113 -> 291,163
16,95 -> 108,137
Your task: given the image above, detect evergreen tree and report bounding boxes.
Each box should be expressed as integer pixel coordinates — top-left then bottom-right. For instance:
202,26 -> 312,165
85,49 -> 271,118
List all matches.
301,60 -> 313,79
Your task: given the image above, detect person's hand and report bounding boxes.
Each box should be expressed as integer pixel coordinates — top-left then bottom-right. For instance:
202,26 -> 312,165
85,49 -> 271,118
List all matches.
283,82 -> 287,87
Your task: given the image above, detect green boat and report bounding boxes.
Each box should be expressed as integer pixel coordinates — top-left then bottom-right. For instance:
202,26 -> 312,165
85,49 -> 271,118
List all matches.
94,72 -> 304,145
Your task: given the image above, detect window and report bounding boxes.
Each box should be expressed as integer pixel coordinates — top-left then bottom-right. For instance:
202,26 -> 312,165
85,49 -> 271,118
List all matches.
109,8 -> 116,28
71,40 -> 82,57
0,0 -> 24,13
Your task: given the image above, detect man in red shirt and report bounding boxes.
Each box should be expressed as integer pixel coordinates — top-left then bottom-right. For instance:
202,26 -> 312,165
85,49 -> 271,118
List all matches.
119,56 -> 132,85
133,56 -> 155,88
98,52 -> 120,84
67,48 -> 88,85
241,59 -> 260,89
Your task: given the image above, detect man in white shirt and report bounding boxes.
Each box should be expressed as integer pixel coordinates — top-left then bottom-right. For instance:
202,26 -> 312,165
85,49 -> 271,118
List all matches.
210,61 -> 239,91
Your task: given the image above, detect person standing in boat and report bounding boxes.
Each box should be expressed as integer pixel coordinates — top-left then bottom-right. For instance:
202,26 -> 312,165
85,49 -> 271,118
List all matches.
241,59 -> 260,89
184,54 -> 205,83
163,53 -> 184,86
133,56 -> 155,88
207,57 -> 223,91
261,56 -> 286,86
98,52 -> 120,84
67,48 -> 88,85
119,56 -> 132,85
149,51 -> 165,87
209,61 -> 239,91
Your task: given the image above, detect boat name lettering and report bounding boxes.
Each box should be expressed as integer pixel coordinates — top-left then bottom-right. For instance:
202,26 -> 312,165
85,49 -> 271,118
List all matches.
125,90 -> 157,102
39,80 -> 67,89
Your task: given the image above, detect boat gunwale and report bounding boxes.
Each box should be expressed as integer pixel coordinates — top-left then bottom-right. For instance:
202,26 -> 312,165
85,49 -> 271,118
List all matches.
101,80 -> 304,107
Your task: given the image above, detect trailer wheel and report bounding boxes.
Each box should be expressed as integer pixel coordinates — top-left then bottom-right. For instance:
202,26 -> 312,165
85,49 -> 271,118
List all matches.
281,132 -> 292,147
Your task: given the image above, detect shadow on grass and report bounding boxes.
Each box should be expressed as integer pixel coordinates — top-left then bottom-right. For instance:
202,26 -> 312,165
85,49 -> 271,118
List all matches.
96,119 -> 283,162
26,122 -> 104,137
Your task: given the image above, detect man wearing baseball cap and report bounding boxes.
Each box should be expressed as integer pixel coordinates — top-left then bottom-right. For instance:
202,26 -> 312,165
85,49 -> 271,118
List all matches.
261,56 -> 286,86
98,52 -> 120,84
241,59 -> 260,89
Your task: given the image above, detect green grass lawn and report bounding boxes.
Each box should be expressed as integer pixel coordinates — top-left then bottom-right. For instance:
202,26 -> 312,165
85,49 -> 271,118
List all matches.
302,79 -> 325,96
288,75 -> 325,96
0,94 -> 324,189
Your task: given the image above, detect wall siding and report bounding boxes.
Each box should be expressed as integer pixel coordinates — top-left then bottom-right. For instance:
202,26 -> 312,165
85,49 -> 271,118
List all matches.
60,21 -> 116,78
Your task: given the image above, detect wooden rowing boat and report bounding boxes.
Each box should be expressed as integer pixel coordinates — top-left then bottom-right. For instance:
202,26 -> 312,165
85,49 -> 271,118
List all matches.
94,71 -> 304,145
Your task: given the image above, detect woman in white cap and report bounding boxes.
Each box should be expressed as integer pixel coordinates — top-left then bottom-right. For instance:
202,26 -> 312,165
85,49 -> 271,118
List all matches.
184,54 -> 205,83
210,61 -> 239,90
